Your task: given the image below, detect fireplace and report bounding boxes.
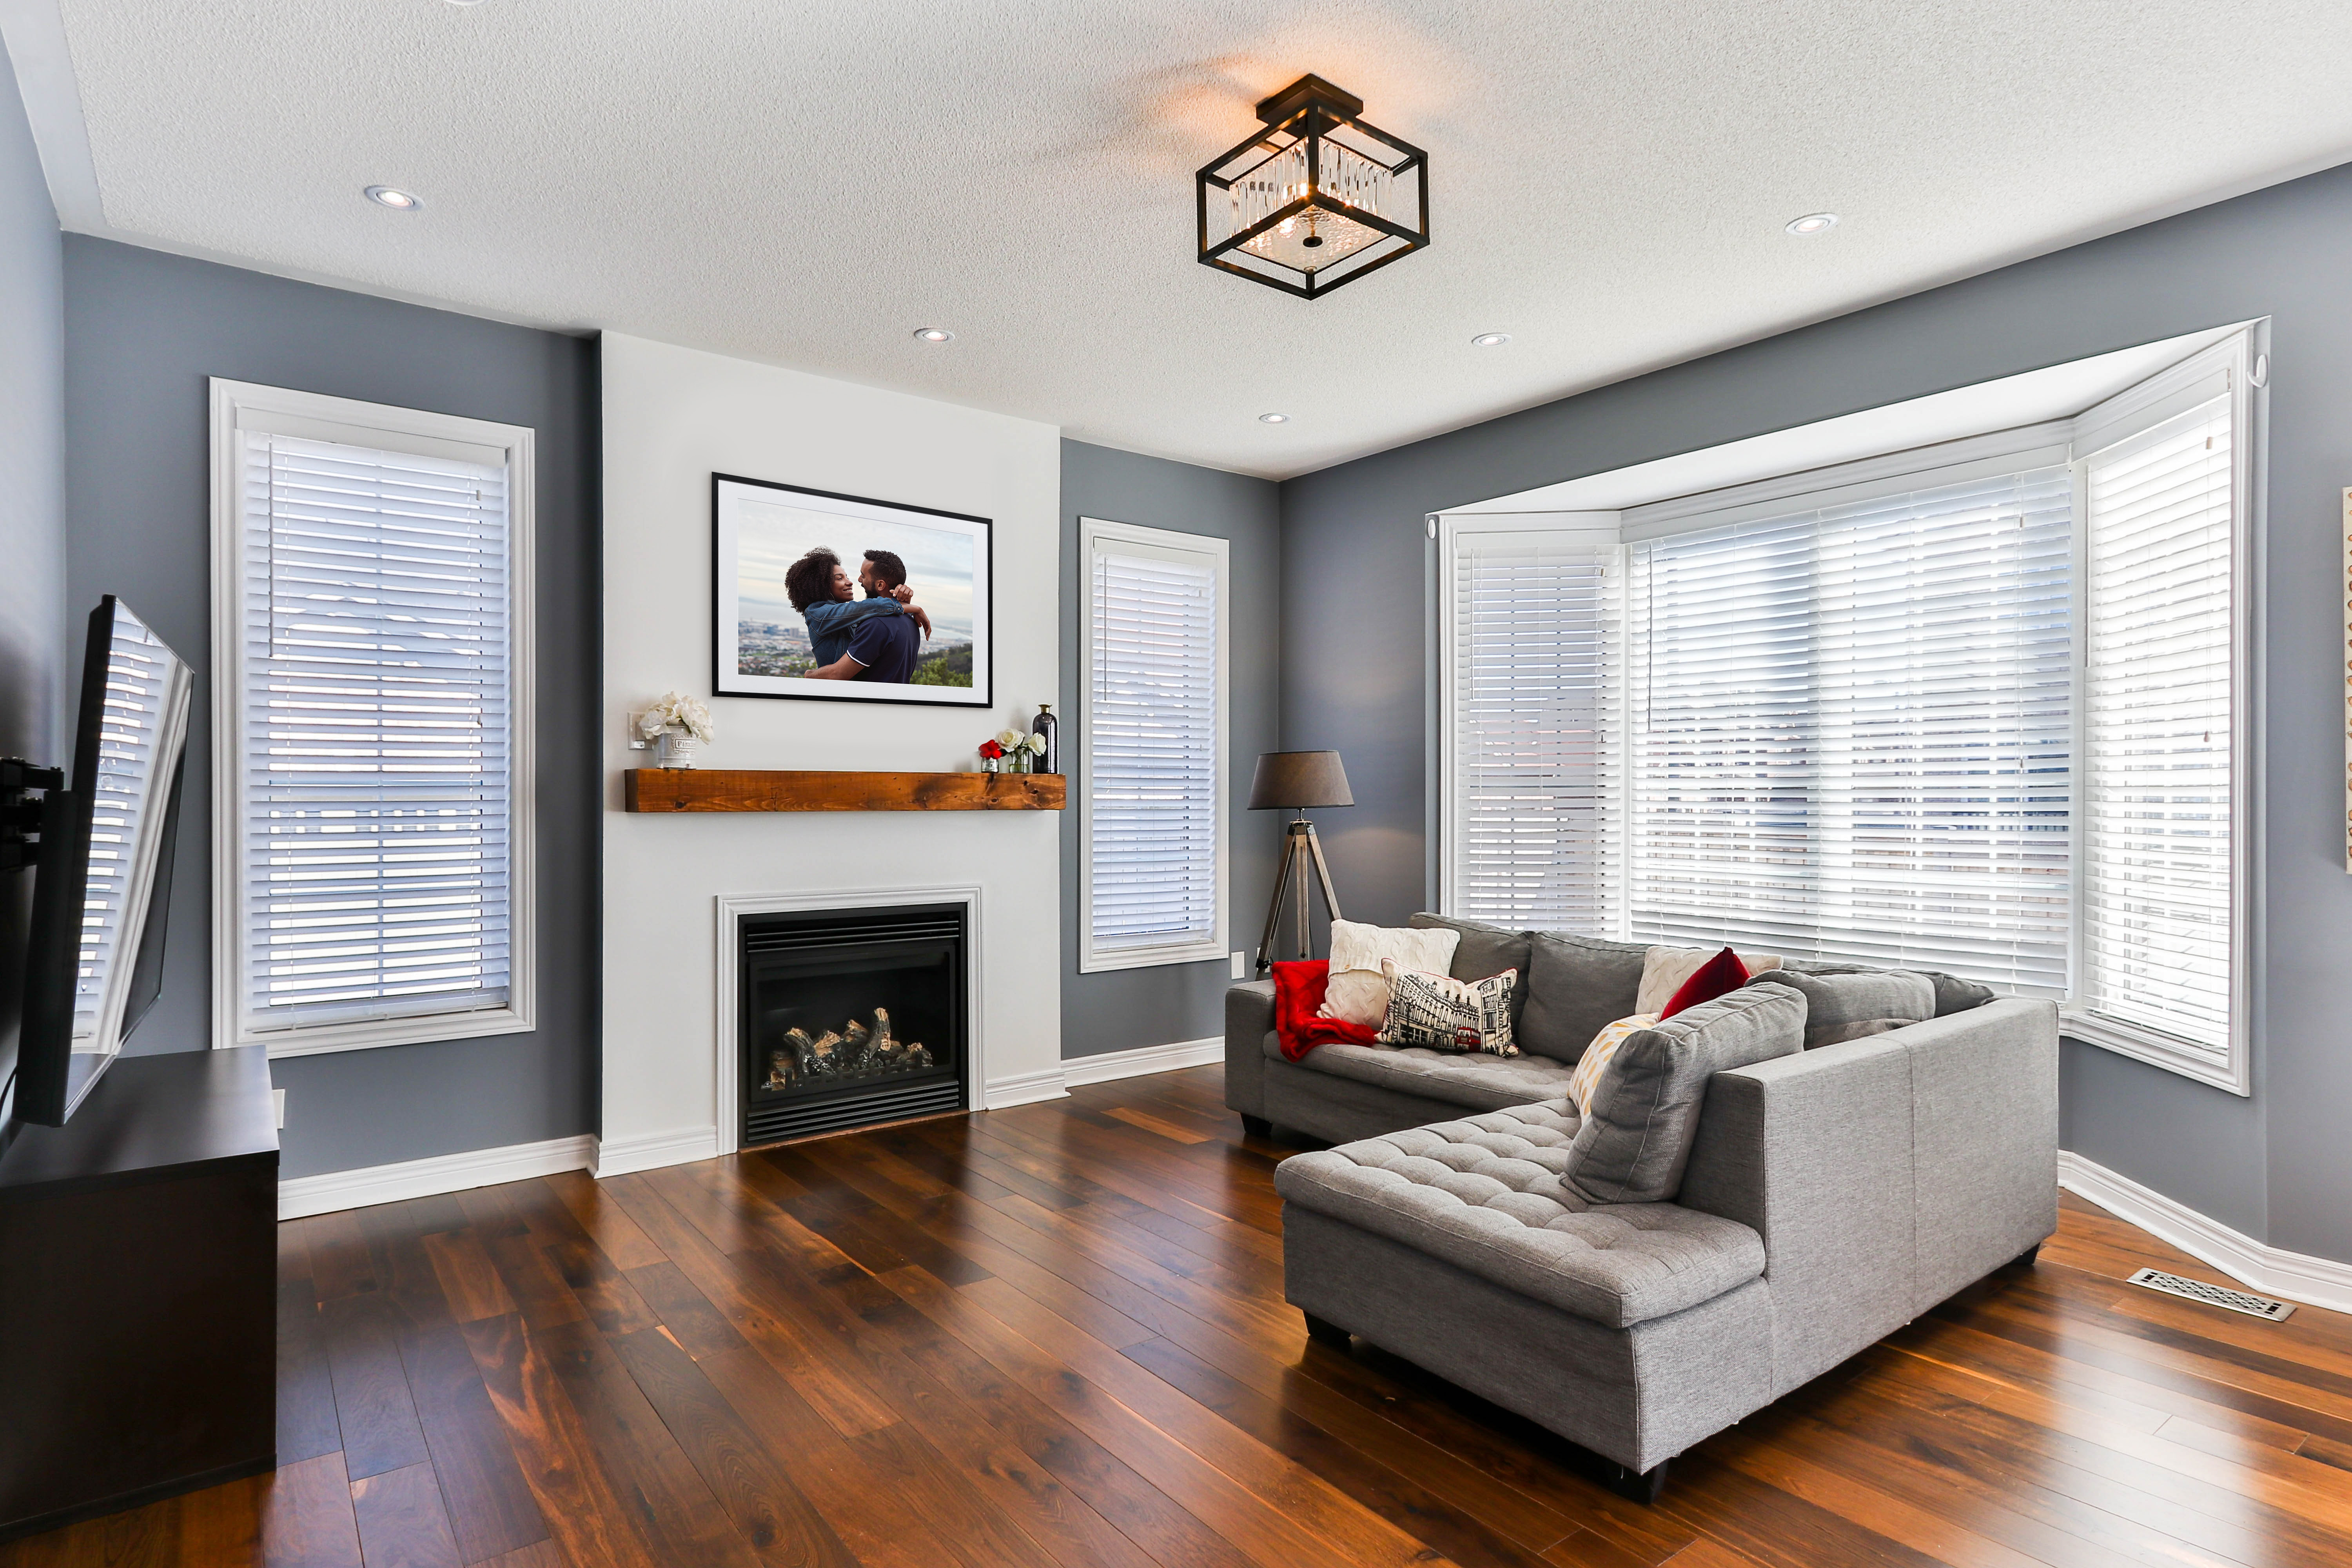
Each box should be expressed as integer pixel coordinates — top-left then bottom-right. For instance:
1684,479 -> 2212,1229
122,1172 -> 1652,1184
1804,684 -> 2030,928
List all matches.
737,902 -> 968,1147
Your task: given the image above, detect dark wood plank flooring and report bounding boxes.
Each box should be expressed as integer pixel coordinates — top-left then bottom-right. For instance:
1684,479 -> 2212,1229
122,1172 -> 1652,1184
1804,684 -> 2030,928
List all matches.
8,1064 -> 2349,1568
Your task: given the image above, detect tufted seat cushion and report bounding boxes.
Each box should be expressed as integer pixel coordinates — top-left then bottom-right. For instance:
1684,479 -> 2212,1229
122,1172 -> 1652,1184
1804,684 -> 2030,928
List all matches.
1267,1031 -> 1583,1111
1274,1102 -> 1766,1328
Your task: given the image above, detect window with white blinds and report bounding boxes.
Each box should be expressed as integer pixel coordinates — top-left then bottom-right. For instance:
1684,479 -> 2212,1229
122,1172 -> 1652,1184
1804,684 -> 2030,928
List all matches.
1440,524 -> 1617,930
1435,336 -> 2258,1090
2074,396 -> 2240,1071
1081,519 -> 1229,971
1624,468 -> 2077,993
212,381 -> 535,1056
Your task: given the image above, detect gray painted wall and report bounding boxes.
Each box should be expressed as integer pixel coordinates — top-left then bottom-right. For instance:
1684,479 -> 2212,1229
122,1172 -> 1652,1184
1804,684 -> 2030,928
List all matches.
0,41 -> 65,1131
1059,440 -> 1281,1058
1280,160 -> 2352,1259
63,237 -> 600,1180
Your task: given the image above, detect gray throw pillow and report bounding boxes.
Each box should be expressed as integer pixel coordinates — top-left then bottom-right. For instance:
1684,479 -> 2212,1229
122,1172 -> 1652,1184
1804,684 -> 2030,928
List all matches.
1765,967 -> 1934,1048
1515,931 -> 1648,1062
1788,960 -> 1994,1017
1563,982 -> 1807,1204
1409,913 -> 1533,1023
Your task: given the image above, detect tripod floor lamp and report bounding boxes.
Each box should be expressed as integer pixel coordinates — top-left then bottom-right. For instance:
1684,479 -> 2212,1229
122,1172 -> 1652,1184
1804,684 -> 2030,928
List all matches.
1249,751 -> 1353,973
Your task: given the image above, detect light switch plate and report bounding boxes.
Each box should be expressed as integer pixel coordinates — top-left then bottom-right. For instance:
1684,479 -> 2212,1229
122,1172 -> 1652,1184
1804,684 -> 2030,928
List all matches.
1231,951 -> 1247,980
273,1088 -> 287,1129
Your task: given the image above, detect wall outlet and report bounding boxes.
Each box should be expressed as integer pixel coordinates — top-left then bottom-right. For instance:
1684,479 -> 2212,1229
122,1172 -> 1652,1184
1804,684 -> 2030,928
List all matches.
273,1088 -> 287,1129
1231,951 -> 1248,980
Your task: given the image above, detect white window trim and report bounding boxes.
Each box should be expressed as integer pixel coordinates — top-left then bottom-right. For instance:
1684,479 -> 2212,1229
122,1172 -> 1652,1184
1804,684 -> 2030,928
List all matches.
1435,512 -> 1621,924
1431,325 -> 2266,1096
2058,330 -> 2260,1096
208,378 -> 537,1057
1078,517 -> 1230,973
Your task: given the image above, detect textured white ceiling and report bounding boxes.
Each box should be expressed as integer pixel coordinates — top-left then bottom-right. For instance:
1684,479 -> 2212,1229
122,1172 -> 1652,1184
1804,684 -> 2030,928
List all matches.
13,0 -> 2352,478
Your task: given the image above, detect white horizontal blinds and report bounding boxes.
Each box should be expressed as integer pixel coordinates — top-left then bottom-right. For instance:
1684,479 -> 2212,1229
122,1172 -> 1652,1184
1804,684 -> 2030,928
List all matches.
1448,530 -> 1617,929
2078,397 -> 2234,1054
76,615 -> 180,1043
1089,542 -> 1220,953
1627,466 -> 2075,992
239,431 -> 515,1031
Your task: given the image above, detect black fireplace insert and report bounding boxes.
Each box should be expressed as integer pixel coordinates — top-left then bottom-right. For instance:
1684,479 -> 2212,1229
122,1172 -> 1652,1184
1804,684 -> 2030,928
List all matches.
738,902 -> 967,1147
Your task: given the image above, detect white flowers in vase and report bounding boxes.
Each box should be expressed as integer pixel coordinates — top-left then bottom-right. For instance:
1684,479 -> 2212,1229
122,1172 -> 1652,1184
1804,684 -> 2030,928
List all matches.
638,692 -> 715,769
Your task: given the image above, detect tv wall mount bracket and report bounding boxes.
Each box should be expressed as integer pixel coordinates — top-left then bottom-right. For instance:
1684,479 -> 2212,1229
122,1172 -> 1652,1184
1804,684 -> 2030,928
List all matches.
0,757 -> 62,872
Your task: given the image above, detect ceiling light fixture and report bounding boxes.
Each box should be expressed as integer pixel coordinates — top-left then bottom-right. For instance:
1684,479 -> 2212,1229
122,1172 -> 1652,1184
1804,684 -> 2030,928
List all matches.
364,185 -> 420,210
1258,412 -> 1290,425
1198,74 -> 1429,300
1471,332 -> 1511,348
912,327 -> 954,343
1784,212 -> 1839,236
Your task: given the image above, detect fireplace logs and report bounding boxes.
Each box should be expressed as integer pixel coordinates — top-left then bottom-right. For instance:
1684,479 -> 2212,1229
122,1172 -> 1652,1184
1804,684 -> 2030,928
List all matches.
765,1005 -> 935,1091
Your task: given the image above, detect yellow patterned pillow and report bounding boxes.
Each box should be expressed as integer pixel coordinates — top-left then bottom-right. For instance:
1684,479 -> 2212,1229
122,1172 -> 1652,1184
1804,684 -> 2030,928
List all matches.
1567,1013 -> 1659,1117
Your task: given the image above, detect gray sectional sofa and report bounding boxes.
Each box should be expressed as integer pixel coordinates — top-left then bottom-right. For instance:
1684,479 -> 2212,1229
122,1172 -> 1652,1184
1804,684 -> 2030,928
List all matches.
1224,915 -> 2059,1500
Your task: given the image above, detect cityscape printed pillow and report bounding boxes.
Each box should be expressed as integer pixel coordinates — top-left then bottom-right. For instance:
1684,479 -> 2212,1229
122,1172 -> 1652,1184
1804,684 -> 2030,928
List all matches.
1376,960 -> 1519,1056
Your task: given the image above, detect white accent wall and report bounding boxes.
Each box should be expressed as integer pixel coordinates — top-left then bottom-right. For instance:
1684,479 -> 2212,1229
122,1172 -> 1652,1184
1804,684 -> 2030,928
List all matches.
600,333 -> 1062,1169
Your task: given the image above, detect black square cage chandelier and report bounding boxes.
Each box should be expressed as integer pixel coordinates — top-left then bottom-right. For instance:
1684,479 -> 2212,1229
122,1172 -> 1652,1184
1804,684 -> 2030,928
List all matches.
1197,75 -> 1429,299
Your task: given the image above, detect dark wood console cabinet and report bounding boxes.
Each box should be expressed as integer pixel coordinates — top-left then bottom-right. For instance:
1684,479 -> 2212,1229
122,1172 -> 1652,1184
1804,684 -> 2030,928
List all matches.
0,1047 -> 278,1541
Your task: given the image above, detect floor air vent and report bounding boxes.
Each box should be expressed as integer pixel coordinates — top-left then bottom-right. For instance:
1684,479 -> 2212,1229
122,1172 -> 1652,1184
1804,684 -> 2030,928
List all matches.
2125,1267 -> 2295,1322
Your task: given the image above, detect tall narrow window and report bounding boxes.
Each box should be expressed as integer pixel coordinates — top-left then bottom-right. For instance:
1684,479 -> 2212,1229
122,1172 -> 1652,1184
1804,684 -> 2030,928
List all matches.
2072,392 -> 2244,1084
211,381 -> 535,1056
1625,468 -> 2076,991
1439,521 -> 1617,929
1081,518 -> 1229,971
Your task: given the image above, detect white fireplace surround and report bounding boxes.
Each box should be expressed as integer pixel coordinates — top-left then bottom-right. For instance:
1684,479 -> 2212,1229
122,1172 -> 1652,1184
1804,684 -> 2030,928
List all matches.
712,884 -> 985,1158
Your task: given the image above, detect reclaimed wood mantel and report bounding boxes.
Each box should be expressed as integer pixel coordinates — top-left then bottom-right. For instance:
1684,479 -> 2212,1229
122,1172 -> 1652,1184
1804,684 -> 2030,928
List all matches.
624,768 -> 1065,813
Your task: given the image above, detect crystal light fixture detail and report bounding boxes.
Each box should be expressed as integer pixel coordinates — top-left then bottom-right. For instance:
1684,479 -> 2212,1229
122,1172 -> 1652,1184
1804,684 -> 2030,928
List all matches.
1198,75 -> 1429,300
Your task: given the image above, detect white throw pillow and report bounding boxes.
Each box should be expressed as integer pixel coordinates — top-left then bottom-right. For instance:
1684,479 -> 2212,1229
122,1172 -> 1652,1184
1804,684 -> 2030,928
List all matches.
1327,918 -> 1460,978
1633,945 -> 1784,1017
1318,968 -> 1392,1028
1318,920 -> 1462,1026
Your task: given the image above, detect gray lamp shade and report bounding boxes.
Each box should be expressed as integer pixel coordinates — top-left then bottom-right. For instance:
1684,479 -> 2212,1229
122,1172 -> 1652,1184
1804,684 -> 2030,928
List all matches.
1249,750 -> 1353,811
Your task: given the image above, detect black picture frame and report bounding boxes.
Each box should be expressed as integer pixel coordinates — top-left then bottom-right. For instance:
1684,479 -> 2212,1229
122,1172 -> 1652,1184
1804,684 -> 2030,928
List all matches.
711,472 -> 994,708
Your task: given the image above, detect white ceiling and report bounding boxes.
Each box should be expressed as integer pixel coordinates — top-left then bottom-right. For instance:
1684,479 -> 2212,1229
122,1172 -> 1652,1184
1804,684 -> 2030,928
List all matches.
7,0 -> 2352,480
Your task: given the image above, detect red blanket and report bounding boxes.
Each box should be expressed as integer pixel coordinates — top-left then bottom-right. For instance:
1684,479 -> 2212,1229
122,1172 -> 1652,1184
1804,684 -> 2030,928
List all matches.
1271,960 -> 1380,1062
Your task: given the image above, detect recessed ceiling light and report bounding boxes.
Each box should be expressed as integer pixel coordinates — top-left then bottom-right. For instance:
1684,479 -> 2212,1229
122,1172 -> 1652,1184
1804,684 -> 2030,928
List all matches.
1258,412 -> 1290,425
1784,212 -> 1839,236
365,185 -> 420,210
912,327 -> 954,343
1471,332 -> 1512,348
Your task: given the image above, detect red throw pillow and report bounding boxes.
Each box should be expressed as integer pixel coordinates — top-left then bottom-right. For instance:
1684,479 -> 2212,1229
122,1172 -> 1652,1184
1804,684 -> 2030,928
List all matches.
1270,960 -> 1381,1062
1661,946 -> 1749,1019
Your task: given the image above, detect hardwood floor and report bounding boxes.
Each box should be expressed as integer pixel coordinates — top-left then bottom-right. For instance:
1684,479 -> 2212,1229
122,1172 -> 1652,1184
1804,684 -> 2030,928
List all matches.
9,1063 -> 2352,1568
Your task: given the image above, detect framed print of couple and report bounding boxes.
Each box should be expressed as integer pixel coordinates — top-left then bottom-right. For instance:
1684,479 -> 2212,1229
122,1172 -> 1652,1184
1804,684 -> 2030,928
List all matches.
713,473 -> 992,707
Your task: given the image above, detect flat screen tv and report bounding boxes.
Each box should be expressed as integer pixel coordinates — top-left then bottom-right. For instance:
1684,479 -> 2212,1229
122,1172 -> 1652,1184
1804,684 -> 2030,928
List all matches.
15,596 -> 193,1127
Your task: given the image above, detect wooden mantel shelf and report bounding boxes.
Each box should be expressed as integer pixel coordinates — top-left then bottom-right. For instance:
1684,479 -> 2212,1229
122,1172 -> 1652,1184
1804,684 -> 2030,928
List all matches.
624,768 -> 1065,813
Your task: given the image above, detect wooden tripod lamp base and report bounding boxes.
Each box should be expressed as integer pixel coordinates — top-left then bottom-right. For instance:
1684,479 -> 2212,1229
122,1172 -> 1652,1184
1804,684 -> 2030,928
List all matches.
1255,818 -> 1343,972
1246,750 -> 1353,973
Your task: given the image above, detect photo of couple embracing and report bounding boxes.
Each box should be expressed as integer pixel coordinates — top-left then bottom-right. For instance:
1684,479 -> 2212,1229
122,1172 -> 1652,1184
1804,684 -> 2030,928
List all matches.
715,473 -> 991,706
780,545 -> 958,685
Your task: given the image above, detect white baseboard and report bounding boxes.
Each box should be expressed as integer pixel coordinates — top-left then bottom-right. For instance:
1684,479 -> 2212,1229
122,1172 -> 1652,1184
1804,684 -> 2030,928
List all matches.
983,1066 -> 1070,1109
278,1134 -> 596,1221
2059,1149 -> 2352,1314
1061,1036 -> 1223,1087
595,1124 -> 723,1178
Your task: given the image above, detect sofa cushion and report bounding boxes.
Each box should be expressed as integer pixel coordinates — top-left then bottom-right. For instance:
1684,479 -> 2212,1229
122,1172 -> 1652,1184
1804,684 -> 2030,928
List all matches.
1279,1034 -> 1581,1111
1766,967 -> 1935,1047
1516,932 -> 1648,1061
1409,914 -> 1534,1020
1564,982 -> 1808,1204
1788,960 -> 1993,1017
1275,1103 -> 1767,1328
